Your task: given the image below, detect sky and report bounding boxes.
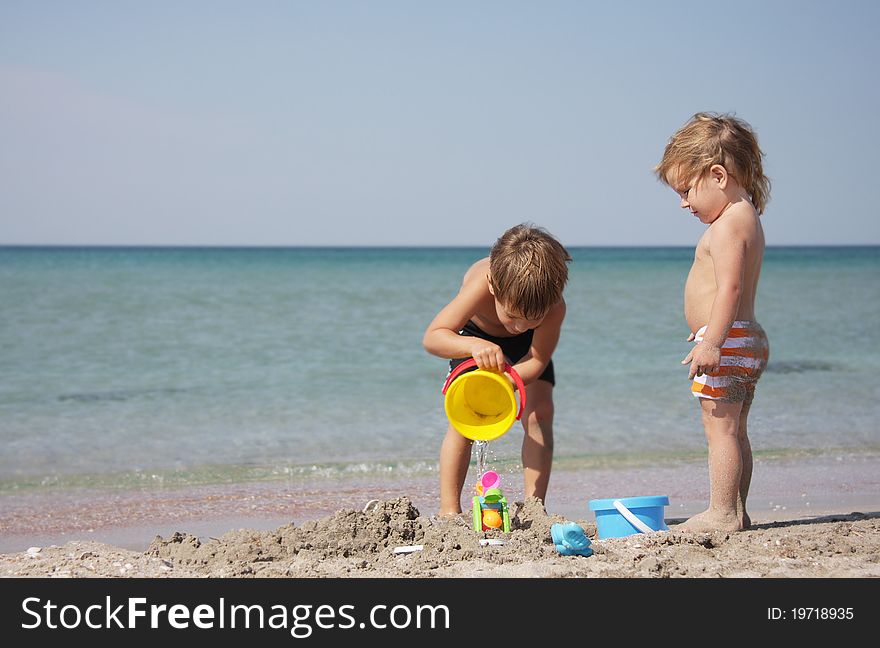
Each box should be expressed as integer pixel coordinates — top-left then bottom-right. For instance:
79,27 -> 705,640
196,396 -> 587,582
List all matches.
2,1 -> 879,247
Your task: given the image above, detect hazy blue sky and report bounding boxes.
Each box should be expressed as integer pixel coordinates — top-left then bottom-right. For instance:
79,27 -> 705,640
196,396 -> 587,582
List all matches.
2,1 -> 879,246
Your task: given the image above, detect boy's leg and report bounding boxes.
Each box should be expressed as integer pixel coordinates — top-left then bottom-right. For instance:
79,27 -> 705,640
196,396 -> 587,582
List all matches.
521,380 -> 555,503
439,423 -> 472,516
680,398 -> 745,532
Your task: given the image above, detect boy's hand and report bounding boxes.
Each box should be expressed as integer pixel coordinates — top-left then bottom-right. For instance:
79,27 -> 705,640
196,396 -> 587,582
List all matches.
470,340 -> 506,371
682,341 -> 721,380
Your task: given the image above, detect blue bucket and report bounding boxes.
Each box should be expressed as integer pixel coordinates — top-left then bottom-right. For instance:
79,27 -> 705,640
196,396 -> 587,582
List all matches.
588,496 -> 670,539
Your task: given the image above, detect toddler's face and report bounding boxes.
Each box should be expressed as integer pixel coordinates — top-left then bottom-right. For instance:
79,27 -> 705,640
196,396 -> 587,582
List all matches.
669,166 -> 730,225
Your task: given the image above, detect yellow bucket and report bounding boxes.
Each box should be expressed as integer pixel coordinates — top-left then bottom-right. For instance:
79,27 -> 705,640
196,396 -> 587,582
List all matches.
441,358 -> 526,441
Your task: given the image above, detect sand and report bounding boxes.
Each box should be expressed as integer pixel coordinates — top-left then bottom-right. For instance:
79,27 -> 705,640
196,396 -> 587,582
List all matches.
2,496 -> 879,578
3,453 -> 879,579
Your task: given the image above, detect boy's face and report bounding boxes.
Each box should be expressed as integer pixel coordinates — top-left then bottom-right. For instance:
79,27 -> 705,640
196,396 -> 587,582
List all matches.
670,165 -> 731,225
493,299 -> 546,335
487,275 -> 549,334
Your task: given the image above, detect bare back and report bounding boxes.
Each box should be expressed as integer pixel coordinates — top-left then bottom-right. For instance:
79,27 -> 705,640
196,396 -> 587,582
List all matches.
684,202 -> 765,333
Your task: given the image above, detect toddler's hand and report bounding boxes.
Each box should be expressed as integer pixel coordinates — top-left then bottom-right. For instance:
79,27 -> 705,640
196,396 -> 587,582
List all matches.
470,341 -> 505,371
682,341 -> 721,380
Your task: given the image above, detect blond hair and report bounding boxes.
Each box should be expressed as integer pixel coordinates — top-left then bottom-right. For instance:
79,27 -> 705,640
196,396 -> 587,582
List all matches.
488,223 -> 571,320
655,112 -> 771,215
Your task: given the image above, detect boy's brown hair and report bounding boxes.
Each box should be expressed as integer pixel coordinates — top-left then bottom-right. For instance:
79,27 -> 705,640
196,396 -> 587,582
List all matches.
488,223 -> 572,320
655,112 -> 771,215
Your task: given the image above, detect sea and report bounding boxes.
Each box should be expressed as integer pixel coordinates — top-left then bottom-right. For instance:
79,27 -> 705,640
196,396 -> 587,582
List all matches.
1,246 -> 879,544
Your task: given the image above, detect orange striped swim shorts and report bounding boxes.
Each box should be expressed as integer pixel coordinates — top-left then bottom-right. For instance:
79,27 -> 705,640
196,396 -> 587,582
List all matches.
691,321 -> 769,404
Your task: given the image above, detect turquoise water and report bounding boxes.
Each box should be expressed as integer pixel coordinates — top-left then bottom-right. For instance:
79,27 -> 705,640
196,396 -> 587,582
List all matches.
1,246 -> 878,493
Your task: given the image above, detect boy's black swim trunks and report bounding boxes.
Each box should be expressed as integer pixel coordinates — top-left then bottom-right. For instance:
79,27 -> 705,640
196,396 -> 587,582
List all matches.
448,319 -> 555,385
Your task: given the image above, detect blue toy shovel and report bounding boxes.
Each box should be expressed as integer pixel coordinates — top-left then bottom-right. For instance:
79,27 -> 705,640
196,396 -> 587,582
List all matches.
551,522 -> 593,557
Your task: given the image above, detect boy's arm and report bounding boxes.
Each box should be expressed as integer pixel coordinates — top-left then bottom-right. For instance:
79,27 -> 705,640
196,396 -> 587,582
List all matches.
683,218 -> 746,379
511,299 -> 566,384
422,277 -> 507,370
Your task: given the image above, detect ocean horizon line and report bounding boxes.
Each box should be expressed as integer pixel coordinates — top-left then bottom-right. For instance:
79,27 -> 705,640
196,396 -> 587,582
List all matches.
2,243 -> 878,251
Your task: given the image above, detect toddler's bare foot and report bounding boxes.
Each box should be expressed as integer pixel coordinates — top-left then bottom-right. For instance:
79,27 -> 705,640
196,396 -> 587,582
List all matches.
676,509 -> 744,533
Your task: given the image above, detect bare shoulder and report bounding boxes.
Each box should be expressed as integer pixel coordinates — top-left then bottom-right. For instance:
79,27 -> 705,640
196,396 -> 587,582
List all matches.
546,297 -> 566,324
452,257 -> 492,308
709,202 -> 763,248
720,201 -> 761,233
461,257 -> 491,286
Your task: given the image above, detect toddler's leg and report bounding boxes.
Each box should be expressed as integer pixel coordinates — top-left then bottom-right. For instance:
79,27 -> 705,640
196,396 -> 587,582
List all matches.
521,380 -> 555,503
439,424 -> 472,516
737,401 -> 754,528
679,398 -> 746,532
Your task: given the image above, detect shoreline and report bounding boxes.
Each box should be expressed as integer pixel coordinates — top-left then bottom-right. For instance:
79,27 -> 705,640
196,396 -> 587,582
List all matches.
2,452 -> 878,556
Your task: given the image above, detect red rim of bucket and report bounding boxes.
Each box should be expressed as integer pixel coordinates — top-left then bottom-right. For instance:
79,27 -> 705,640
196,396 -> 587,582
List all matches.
441,358 -> 526,420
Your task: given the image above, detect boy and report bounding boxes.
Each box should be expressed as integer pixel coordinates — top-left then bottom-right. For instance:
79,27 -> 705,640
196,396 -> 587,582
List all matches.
655,112 -> 771,532
423,223 -> 572,516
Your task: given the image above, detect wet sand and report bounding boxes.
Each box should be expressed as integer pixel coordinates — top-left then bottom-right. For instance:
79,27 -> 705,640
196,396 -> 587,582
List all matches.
1,453 -> 878,577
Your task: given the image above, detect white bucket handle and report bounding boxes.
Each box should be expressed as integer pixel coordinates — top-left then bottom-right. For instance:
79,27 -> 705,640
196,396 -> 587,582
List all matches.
612,499 -> 657,534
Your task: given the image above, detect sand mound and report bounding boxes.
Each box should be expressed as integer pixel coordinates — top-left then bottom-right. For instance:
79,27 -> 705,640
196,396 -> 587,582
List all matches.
3,498 -> 878,578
